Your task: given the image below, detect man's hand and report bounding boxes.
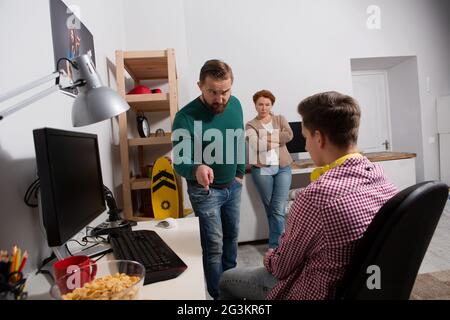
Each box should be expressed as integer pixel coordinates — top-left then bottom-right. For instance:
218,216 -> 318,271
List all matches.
235,176 -> 243,184
195,165 -> 214,191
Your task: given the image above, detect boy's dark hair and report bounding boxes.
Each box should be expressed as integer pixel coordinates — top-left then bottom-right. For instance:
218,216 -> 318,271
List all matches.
199,59 -> 233,83
298,91 -> 361,148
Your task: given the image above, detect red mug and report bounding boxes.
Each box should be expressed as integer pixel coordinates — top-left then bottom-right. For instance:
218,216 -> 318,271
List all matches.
53,255 -> 97,294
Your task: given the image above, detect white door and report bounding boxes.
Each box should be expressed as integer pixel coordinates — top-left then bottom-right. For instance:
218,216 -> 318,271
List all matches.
439,133 -> 450,185
437,95 -> 450,133
352,71 -> 392,153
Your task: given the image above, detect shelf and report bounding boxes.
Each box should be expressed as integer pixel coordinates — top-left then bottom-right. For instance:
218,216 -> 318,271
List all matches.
117,49 -> 181,221
123,50 -> 168,80
126,93 -> 170,112
128,133 -> 172,147
130,177 -> 151,190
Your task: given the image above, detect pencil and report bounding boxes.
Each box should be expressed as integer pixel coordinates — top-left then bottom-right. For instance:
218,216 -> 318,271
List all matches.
18,251 -> 28,273
15,248 -> 21,273
9,246 -> 17,274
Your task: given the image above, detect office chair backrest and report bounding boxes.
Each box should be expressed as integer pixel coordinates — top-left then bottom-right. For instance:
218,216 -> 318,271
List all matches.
335,181 -> 449,300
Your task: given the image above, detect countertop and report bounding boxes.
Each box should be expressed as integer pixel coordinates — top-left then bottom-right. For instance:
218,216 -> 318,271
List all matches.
291,151 -> 416,170
245,151 -> 416,173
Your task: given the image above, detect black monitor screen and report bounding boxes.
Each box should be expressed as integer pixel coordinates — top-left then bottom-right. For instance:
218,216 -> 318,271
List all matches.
33,128 -> 105,247
286,122 -> 306,153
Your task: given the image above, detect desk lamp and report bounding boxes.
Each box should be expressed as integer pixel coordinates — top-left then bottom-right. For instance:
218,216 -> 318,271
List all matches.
1,54 -> 133,253
0,54 -> 129,126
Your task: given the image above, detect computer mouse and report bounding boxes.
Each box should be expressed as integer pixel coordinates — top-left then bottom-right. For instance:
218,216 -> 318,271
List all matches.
156,217 -> 177,229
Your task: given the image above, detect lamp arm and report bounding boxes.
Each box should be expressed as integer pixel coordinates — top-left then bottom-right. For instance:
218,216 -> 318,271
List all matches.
0,71 -> 59,104
0,54 -> 130,126
0,72 -> 61,121
0,85 -> 60,120
0,56 -> 81,121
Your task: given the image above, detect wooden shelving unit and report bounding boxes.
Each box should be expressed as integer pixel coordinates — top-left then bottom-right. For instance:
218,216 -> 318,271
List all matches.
128,133 -> 172,147
125,93 -> 170,112
115,49 -> 184,221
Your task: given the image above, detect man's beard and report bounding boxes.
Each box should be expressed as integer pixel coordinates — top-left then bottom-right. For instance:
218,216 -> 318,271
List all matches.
201,94 -> 229,114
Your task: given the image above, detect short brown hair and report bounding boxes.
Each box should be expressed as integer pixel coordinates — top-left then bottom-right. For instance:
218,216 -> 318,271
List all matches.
297,91 -> 361,148
199,59 -> 233,83
253,90 -> 276,105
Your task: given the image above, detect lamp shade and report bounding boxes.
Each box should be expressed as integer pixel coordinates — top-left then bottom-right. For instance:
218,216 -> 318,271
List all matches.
71,54 -> 129,127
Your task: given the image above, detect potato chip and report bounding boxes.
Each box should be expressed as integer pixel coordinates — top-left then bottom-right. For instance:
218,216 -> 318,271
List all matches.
62,273 -> 141,300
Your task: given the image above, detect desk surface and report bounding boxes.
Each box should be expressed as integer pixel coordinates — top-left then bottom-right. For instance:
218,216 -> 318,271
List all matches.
132,217 -> 205,300
26,217 -> 206,300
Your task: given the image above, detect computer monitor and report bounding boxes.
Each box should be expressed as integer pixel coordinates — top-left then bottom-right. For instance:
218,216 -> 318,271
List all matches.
286,121 -> 309,160
33,128 -> 106,249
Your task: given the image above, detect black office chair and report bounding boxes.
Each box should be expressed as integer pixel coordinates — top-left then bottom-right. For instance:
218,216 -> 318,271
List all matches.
335,181 -> 449,300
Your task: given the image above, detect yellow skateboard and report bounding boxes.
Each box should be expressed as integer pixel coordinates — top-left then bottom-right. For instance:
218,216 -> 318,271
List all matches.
150,157 -> 179,220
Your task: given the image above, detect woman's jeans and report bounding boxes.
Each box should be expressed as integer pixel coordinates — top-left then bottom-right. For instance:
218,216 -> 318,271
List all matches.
251,165 -> 292,248
187,179 -> 242,299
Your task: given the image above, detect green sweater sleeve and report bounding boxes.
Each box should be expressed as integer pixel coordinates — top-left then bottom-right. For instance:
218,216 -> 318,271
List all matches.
171,112 -> 197,181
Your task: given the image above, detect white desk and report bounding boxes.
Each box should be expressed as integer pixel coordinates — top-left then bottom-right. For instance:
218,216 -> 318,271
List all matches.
26,217 -> 206,300
132,217 -> 205,300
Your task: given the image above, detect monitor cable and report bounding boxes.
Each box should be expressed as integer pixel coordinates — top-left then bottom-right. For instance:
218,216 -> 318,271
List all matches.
24,178 -> 40,208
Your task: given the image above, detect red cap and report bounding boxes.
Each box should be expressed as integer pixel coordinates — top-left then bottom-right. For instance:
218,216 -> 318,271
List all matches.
128,85 -> 152,94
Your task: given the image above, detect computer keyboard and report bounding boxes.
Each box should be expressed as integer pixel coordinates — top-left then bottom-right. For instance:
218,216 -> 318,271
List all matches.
109,230 -> 187,285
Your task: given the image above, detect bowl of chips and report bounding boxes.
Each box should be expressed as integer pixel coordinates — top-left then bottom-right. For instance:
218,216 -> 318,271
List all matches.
50,260 -> 145,300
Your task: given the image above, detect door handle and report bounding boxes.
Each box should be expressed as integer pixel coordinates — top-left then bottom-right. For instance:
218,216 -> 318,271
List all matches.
381,140 -> 390,150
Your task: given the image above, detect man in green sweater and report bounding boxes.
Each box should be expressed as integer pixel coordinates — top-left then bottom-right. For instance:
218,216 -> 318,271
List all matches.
172,59 -> 245,299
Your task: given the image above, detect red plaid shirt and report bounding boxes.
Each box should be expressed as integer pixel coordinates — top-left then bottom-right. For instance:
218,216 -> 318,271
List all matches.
264,157 -> 398,300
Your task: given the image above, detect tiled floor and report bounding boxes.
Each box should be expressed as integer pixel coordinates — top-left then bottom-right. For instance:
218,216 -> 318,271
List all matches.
418,199 -> 450,273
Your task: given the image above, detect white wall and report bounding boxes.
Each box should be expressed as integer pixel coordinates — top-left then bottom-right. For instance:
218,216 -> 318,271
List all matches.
181,0 -> 450,181
388,57 -> 424,181
121,0 -> 194,210
412,0 -> 450,181
122,0 -> 193,108
0,0 -> 126,271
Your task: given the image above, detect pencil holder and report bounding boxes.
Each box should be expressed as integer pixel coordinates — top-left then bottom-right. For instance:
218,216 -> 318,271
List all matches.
0,271 -> 27,300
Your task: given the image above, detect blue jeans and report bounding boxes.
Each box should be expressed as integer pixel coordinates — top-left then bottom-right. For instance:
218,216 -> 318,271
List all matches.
219,266 -> 277,300
187,179 -> 242,299
251,165 -> 292,248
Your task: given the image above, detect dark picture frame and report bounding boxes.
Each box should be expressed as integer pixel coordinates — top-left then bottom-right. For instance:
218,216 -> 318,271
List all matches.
49,0 -> 96,95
